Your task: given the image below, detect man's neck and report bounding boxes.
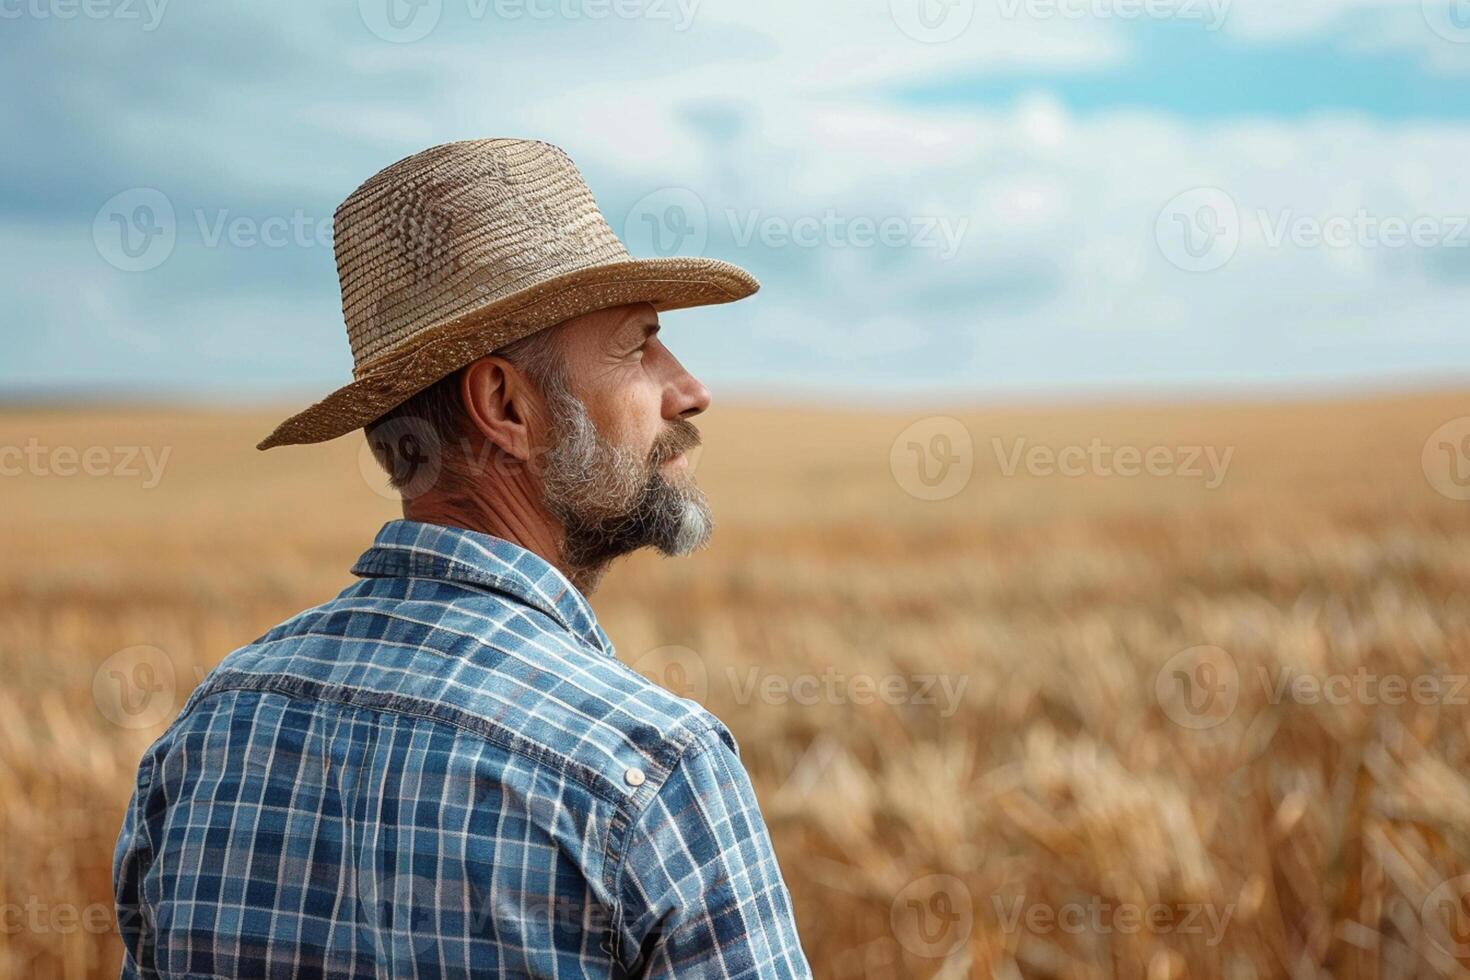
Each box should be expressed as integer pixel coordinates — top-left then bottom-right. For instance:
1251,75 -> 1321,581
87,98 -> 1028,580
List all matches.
402,475 -> 607,595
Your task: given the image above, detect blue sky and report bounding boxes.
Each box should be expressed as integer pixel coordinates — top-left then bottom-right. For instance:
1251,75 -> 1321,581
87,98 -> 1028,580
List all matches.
898,17 -> 1470,120
4,0 -> 1470,403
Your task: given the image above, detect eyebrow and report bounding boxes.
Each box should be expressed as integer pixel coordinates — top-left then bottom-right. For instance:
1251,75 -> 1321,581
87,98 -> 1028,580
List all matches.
608,310 -> 659,351
621,319 -> 659,346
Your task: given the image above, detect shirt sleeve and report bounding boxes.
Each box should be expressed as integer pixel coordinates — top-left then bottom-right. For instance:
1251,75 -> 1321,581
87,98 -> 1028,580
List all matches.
614,728 -> 812,978
112,762 -> 155,979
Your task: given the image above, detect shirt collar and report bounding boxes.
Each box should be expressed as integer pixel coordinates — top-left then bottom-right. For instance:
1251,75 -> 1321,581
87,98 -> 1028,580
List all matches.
349,519 -> 615,657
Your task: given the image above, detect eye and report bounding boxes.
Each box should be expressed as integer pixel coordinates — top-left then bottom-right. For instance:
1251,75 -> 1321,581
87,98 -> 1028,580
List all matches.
626,328 -> 660,359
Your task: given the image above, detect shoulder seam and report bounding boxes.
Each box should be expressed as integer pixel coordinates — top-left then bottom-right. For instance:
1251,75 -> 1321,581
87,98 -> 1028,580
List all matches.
598,721 -> 736,966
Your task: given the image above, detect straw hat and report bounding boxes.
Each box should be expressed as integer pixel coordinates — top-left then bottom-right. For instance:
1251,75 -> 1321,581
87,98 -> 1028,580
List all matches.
257,138 -> 758,450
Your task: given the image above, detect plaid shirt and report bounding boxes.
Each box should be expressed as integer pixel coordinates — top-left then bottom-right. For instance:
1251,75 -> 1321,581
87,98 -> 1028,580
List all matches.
113,520 -> 810,978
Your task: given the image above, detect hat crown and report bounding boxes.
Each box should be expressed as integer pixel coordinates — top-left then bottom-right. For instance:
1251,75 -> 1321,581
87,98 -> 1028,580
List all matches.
332,138 -> 631,370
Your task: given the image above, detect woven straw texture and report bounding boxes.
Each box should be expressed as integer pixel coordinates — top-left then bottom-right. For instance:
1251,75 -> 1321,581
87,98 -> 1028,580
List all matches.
258,138 -> 758,450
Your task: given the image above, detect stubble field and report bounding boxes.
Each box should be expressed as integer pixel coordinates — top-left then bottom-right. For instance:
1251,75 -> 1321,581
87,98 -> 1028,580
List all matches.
2,392 -> 1468,979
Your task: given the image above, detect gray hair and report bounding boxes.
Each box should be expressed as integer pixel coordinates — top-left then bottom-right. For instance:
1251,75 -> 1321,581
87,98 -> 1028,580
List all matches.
363,326 -> 567,493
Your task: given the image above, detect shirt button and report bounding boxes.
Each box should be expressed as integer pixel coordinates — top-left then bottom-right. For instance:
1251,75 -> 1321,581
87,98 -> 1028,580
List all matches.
623,766 -> 646,787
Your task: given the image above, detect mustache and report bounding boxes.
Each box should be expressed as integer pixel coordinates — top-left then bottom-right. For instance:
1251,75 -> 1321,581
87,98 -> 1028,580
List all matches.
650,418 -> 701,465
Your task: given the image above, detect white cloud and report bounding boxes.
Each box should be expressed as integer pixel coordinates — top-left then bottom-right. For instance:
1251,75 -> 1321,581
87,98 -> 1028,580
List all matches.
7,0 -> 1470,395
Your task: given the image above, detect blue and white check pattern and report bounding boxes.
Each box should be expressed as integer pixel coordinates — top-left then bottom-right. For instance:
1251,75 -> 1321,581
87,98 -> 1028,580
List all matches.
113,520 -> 811,978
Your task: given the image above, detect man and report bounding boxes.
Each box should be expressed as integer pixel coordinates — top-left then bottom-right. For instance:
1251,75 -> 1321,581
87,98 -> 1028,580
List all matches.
113,138 -> 812,978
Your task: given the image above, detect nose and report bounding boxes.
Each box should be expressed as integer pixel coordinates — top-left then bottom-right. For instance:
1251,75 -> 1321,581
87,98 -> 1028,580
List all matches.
664,358 -> 711,420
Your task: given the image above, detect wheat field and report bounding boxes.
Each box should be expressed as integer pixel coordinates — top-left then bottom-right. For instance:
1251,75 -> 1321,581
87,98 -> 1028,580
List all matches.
2,392 -> 1468,979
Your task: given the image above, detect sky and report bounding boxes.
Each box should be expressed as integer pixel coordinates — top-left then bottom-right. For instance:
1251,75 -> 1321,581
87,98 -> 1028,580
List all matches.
4,0 -> 1470,403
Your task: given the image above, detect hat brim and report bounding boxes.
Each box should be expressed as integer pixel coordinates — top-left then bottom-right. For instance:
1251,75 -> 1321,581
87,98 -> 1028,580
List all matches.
256,256 -> 758,450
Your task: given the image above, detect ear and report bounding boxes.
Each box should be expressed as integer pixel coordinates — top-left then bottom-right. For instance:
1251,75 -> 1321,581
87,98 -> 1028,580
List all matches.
460,356 -> 537,463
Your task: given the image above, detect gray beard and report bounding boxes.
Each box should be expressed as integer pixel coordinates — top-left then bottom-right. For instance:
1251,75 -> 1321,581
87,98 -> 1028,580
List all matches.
536,374 -> 712,590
